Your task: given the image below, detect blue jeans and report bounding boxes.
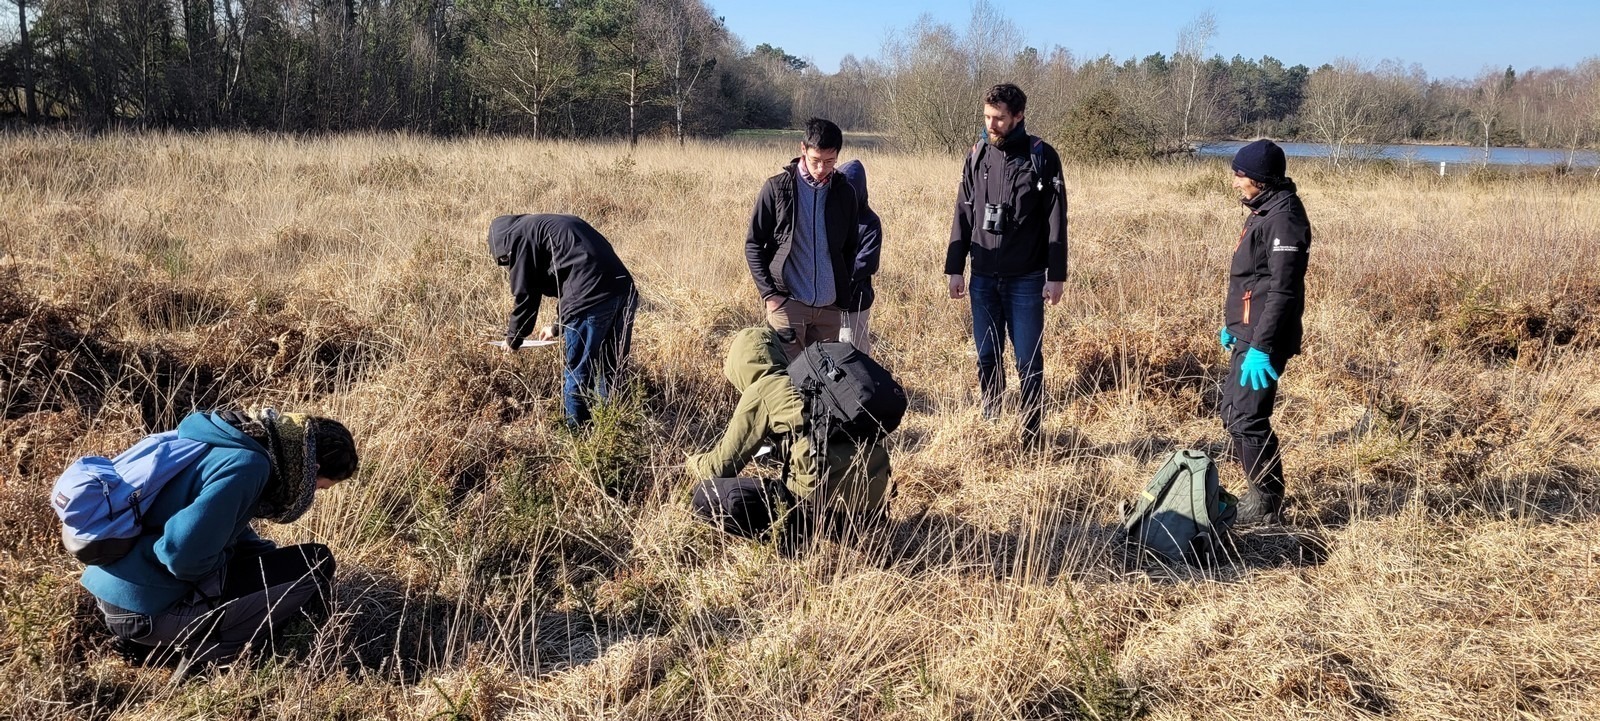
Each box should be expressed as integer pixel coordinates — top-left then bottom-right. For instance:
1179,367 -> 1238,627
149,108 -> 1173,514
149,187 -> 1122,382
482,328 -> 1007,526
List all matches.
970,271 -> 1046,437
562,290 -> 637,426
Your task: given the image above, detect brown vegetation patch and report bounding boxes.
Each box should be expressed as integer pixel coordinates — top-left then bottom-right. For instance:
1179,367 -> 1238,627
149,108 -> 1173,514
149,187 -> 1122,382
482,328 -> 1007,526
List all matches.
1356,270 -> 1600,364
356,155 -> 427,190
1,275 -> 392,431
0,142 -> 124,196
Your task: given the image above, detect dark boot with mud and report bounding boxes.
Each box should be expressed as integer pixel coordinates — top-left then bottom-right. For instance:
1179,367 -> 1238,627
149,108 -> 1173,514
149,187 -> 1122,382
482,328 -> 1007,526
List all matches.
1232,438 -> 1285,526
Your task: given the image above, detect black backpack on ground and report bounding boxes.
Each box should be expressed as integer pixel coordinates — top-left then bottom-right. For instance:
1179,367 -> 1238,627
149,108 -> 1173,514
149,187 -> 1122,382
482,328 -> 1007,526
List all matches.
787,342 -> 907,443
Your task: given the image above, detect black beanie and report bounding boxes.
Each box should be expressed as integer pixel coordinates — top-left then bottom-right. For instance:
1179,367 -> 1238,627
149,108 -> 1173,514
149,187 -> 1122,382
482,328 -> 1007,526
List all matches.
1232,139 -> 1286,185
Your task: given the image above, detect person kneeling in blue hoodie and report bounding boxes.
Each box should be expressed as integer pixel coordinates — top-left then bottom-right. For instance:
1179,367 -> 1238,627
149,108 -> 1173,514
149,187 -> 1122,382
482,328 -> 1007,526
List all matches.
81,409 -> 358,671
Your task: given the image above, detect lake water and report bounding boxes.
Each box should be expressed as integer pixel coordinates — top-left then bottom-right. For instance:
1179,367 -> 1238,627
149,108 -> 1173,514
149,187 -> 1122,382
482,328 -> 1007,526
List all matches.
1196,140 -> 1600,169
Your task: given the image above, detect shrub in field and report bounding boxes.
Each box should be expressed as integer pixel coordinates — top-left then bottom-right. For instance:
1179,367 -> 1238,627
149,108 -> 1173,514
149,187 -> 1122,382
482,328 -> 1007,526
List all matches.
1062,89 -> 1157,162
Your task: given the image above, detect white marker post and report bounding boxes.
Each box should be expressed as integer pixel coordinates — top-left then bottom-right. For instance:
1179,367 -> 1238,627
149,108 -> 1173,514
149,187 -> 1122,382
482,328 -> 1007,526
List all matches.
1440,161 -> 1447,177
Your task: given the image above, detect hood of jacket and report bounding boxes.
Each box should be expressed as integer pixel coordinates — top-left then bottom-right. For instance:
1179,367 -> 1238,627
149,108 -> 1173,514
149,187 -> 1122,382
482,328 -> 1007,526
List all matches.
723,326 -> 789,392
837,159 -> 869,209
176,411 -> 269,456
487,214 -> 527,266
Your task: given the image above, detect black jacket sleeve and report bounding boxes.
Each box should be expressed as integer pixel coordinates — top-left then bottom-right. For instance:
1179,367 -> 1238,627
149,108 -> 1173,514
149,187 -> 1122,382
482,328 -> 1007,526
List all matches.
746,177 -> 782,301
853,208 -> 883,283
1249,213 -> 1310,355
837,182 -> 861,290
945,151 -> 976,276
506,244 -> 544,348
1042,146 -> 1069,283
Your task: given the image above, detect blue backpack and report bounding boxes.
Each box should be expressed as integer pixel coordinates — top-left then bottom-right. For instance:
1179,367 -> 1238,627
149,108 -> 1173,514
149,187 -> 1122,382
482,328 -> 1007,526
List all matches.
51,432 -> 210,565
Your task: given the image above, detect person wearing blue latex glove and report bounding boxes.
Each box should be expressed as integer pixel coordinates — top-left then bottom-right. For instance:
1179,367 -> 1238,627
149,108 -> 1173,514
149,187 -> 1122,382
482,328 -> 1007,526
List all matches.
1238,347 -> 1280,390
1220,140 -> 1313,526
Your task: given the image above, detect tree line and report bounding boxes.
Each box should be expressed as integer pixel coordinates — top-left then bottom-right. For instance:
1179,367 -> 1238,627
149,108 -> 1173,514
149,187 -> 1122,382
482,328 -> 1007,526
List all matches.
4,1 -> 1600,159
0,0 -> 790,141
864,7 -> 1600,159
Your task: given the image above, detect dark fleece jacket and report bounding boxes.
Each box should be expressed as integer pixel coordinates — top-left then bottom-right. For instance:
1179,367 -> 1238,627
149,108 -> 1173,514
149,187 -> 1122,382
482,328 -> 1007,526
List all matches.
944,121 -> 1068,281
1224,180 -> 1312,358
745,160 -> 860,305
488,214 -> 634,348
836,160 -> 883,312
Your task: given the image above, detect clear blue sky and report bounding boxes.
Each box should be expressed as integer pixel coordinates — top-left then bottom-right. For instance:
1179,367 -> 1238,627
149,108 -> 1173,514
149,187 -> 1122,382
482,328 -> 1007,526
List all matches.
711,0 -> 1600,80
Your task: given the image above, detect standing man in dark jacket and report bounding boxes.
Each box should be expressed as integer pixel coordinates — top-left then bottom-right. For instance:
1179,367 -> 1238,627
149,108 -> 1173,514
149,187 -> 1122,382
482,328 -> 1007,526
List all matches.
1218,139 -> 1312,524
489,213 -> 636,427
746,117 -> 861,360
836,159 -> 882,355
945,83 -> 1068,447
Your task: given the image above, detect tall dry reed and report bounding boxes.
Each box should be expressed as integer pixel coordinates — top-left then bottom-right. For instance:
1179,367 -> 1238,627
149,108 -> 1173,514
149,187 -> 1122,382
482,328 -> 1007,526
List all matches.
1,132 -> 1598,719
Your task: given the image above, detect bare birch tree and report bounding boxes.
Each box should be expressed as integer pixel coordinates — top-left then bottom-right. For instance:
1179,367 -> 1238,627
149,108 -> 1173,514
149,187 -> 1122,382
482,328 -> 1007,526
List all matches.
1173,11 -> 1216,147
1467,66 -> 1514,157
466,0 -> 579,138
1582,59 -> 1600,176
879,1 -> 1022,152
640,0 -> 721,145
581,0 -> 656,146
1302,59 -> 1378,165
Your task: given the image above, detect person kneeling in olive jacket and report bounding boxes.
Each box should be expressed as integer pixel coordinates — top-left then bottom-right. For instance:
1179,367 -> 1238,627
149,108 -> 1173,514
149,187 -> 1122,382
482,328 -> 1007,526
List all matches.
688,327 -> 891,543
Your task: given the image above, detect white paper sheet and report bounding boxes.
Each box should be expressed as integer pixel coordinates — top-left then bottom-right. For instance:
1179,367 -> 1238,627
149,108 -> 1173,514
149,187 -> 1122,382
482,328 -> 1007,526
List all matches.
488,340 -> 559,349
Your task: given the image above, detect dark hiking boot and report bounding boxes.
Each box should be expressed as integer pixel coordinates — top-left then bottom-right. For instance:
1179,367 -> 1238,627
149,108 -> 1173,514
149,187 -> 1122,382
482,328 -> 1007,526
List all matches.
1233,490 -> 1284,526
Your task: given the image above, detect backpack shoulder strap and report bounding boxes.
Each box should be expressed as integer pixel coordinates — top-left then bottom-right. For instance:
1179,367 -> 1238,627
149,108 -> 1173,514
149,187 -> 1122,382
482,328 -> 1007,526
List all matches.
117,433 -> 210,516
1176,450 -> 1229,534
965,142 -> 985,183
1122,452 -> 1182,533
1189,462 -> 1214,532
1028,135 -> 1054,184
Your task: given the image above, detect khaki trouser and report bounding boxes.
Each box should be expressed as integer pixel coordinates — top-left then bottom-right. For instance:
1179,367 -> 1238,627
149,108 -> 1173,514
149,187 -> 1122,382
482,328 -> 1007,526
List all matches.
766,299 -> 843,360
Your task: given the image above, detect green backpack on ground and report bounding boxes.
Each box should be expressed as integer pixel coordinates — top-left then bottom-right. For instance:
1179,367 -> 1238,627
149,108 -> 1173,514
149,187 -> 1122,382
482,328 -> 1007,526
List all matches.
1121,449 -> 1238,565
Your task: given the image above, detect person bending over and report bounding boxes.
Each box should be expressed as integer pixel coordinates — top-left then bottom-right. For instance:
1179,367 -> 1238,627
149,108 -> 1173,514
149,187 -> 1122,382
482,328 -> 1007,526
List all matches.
490,213 -> 637,428
81,409 -> 358,671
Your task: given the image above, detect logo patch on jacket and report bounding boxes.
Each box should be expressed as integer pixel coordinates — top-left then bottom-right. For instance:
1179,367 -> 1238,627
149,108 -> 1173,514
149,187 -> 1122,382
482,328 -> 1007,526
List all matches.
1272,238 -> 1299,252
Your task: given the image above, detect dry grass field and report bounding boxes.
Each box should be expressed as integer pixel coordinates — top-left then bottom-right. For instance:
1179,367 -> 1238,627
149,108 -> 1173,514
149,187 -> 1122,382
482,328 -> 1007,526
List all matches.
2,132 -> 1599,720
